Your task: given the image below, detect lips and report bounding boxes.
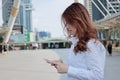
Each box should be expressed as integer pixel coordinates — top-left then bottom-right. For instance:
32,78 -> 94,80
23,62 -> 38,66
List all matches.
68,30 -> 72,31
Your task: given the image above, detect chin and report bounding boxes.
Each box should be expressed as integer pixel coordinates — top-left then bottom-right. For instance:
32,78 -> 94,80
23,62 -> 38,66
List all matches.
70,35 -> 75,37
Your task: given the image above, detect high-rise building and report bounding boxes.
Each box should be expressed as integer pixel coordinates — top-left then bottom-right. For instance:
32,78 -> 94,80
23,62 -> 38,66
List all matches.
2,0 -> 33,42
2,0 -> 33,33
84,0 -> 107,21
84,0 -> 120,21
36,31 -> 51,41
84,0 -> 93,19
92,0 -> 107,21
20,0 -> 33,33
2,0 -> 20,26
107,0 -> 120,14
84,0 -> 120,40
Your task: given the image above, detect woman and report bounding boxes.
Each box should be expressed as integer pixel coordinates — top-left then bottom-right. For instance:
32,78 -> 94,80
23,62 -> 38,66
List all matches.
46,2 -> 106,80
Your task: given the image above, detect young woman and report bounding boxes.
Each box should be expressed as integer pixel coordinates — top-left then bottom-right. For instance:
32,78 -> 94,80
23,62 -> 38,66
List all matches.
46,2 -> 106,80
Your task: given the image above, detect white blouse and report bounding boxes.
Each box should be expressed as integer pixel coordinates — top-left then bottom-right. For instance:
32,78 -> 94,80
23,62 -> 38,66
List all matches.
67,37 -> 106,80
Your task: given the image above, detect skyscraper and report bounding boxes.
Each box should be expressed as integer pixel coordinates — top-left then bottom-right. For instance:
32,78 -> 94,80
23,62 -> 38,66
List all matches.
107,0 -> 120,14
84,0 -> 120,21
2,0 -> 20,27
84,0 -> 107,21
92,0 -> 107,21
2,0 -> 33,33
20,0 -> 33,33
84,0 -> 93,19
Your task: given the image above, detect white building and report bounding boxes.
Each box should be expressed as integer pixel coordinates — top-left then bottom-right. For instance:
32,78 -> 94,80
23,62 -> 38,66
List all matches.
84,0 -> 93,19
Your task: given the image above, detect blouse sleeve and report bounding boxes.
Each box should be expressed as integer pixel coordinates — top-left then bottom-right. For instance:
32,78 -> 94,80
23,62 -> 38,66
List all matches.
67,40 -> 106,80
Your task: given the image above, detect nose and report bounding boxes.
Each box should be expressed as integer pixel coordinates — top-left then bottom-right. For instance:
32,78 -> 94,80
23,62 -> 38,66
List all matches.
66,26 -> 70,31
67,28 -> 72,32
66,25 -> 71,29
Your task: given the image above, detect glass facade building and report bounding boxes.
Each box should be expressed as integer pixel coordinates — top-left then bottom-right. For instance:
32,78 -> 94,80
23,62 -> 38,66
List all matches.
2,0 -> 33,33
2,0 -> 33,42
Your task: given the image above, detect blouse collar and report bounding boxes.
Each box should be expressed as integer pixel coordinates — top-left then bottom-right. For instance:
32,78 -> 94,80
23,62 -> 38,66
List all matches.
70,37 -> 79,45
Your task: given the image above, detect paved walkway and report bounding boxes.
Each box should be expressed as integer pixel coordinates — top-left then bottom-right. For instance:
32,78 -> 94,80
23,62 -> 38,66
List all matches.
0,50 -> 61,80
104,51 -> 120,80
0,49 -> 120,80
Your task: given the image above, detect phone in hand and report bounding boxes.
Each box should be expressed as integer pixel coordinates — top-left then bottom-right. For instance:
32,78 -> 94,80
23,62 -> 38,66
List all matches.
44,59 -> 52,63
44,59 -> 56,66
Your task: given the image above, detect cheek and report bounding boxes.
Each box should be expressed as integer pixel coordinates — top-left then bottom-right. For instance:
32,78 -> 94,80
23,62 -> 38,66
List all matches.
73,28 -> 77,33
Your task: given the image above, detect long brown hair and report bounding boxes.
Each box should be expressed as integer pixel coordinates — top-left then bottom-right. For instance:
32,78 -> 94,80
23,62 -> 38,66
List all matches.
62,3 -> 98,53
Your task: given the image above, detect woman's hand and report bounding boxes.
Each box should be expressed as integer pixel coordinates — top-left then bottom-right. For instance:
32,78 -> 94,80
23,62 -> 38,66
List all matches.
54,62 -> 68,74
45,59 -> 62,66
45,59 -> 68,74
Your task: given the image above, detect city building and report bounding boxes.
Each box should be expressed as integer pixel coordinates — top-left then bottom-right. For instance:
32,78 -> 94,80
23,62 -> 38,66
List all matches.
2,0 -> 20,27
36,31 -> 51,41
27,32 -> 35,42
84,0 -> 93,19
20,0 -> 33,33
84,0 -> 120,40
84,0 -> 107,21
107,0 -> 120,14
2,0 -> 33,42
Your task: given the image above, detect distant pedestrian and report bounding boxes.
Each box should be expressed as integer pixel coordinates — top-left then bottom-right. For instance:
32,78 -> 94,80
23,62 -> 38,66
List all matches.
0,44 -> 2,53
102,40 -> 107,48
107,41 -> 112,56
32,43 -> 38,50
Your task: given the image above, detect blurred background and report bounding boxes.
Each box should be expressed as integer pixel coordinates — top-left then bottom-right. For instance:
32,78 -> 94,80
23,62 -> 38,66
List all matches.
0,0 -> 120,80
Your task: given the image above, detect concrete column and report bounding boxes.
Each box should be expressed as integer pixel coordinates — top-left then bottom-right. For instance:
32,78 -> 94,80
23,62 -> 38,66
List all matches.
48,43 -> 50,48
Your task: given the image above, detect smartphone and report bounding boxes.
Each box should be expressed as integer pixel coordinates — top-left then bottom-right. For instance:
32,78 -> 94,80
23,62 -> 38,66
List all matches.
44,59 -> 56,66
44,59 -> 52,63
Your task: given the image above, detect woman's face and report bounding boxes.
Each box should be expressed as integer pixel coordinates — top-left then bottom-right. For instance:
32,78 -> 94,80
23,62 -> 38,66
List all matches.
66,24 -> 77,37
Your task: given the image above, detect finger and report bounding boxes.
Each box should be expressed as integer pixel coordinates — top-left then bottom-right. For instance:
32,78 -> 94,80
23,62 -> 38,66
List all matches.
44,59 -> 53,64
55,59 -> 62,63
51,63 -> 56,66
50,61 -> 58,64
51,64 -> 58,69
54,64 -> 57,69
59,59 -> 63,63
44,59 -> 50,63
54,64 -> 59,69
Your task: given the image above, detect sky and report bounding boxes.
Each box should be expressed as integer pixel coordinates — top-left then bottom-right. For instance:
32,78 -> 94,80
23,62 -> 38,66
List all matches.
0,0 -> 84,38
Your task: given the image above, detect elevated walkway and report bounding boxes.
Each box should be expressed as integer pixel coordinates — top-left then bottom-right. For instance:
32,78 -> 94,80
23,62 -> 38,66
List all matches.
95,12 -> 120,30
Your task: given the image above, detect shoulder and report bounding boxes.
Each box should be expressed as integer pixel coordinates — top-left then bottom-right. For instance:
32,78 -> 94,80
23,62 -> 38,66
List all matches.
87,39 -> 106,52
87,39 -> 99,48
